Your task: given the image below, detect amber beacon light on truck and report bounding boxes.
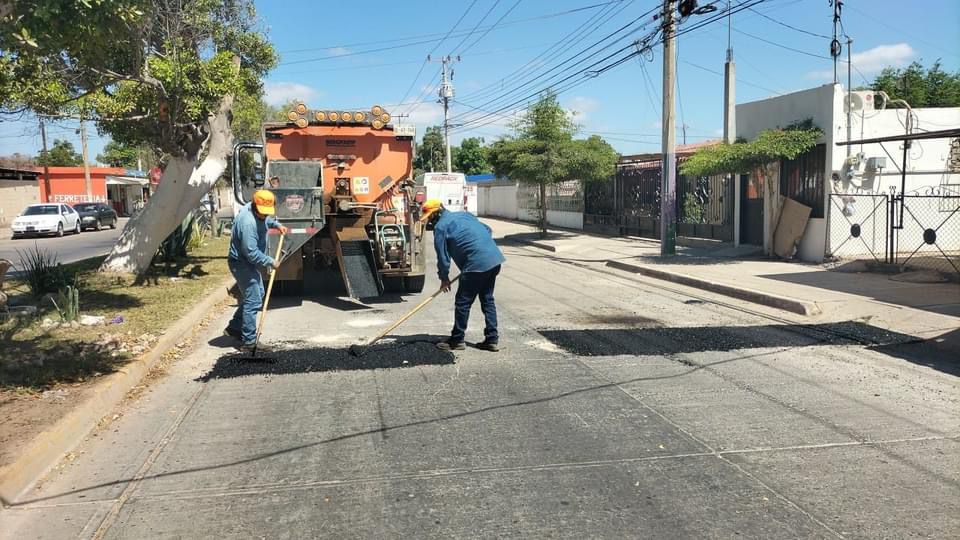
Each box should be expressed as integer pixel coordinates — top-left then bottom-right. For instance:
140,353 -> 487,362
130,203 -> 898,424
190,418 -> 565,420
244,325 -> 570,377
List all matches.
285,103 -> 406,133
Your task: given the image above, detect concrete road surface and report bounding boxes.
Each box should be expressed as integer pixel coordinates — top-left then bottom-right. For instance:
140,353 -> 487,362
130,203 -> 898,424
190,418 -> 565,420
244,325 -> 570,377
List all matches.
0,219 -> 127,270
3,237 -> 958,539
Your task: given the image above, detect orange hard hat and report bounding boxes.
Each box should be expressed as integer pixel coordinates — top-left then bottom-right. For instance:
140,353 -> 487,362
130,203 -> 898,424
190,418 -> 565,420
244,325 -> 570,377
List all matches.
253,189 -> 276,216
420,198 -> 443,223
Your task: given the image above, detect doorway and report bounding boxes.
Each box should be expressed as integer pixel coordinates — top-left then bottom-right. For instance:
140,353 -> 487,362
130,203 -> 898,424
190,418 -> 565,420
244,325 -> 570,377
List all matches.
740,173 -> 764,245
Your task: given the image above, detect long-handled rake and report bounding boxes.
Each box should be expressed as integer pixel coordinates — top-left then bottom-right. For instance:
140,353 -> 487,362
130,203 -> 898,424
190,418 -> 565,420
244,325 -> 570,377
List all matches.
348,274 -> 460,357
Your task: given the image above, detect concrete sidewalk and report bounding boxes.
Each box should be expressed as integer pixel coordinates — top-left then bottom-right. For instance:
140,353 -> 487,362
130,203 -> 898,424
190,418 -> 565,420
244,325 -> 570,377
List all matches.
485,218 -> 960,342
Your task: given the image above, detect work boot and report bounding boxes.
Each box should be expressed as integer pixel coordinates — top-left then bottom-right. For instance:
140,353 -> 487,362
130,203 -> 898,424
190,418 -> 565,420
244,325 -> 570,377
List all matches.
223,326 -> 241,340
237,342 -> 272,354
476,340 -> 499,352
436,340 -> 465,351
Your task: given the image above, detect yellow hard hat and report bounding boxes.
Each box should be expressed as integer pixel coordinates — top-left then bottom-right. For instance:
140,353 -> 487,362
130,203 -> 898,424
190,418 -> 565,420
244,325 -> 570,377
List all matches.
420,198 -> 443,223
253,189 -> 276,216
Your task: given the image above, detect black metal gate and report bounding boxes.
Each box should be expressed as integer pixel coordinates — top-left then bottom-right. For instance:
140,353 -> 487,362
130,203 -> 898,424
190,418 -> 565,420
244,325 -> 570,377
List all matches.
583,166 -> 734,242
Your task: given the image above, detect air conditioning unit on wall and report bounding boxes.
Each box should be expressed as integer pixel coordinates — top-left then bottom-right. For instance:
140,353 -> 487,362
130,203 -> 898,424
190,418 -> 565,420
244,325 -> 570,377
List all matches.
844,91 -> 876,114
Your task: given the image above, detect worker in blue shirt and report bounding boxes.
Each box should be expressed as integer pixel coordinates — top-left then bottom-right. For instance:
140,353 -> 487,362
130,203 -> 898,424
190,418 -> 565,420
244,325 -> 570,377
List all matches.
225,189 -> 287,352
421,199 -> 506,352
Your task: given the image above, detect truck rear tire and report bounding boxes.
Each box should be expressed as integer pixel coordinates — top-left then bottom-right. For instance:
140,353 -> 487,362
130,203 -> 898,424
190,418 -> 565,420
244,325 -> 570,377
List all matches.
404,275 -> 426,293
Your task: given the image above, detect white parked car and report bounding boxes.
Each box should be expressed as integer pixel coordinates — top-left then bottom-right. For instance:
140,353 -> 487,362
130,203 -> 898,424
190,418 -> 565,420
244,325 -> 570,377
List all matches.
10,203 -> 82,239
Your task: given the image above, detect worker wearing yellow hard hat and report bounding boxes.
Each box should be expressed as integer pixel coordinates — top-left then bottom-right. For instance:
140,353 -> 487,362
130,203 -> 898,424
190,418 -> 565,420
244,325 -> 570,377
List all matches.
226,189 -> 288,352
422,199 -> 506,352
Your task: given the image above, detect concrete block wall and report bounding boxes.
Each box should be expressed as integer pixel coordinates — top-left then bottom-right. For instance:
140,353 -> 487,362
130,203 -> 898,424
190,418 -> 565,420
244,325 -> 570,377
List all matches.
0,180 -> 40,229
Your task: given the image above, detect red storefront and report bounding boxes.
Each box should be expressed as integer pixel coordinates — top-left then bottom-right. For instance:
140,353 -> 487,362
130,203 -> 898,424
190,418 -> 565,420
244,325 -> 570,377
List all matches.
37,167 -> 151,216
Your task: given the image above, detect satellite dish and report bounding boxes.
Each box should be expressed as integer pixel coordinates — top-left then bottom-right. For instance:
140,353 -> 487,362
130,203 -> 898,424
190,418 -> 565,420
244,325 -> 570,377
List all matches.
845,92 -> 864,114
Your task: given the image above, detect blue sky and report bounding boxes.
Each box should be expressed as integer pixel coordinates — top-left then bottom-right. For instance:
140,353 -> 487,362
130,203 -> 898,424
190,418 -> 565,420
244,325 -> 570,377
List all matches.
2,0 -> 958,163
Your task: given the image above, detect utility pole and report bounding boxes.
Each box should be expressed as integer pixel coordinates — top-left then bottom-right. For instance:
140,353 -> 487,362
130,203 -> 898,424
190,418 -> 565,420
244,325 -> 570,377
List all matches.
431,54 -> 459,173
830,0 -> 843,85
79,118 -> 93,199
723,0 -> 739,245
660,0 -> 677,256
38,117 -> 52,201
723,1 -> 735,145
846,36 -> 853,157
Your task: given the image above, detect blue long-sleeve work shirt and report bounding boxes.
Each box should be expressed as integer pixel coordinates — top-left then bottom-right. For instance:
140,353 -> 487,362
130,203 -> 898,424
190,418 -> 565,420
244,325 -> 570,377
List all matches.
229,203 -> 280,269
433,211 -> 505,281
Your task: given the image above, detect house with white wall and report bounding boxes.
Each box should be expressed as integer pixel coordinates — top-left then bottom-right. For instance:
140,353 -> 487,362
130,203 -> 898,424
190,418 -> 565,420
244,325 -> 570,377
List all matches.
737,84 -> 960,263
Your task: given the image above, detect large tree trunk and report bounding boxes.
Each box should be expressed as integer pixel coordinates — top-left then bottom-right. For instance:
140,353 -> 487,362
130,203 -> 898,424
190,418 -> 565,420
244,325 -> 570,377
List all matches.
100,97 -> 235,274
759,161 -> 782,256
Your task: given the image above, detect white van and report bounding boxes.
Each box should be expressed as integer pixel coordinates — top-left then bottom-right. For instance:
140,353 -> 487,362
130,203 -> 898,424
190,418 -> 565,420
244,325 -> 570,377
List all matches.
422,172 -> 466,213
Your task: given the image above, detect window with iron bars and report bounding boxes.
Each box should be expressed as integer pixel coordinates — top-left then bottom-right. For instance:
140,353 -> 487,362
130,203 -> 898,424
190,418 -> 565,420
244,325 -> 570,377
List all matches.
780,144 -> 826,218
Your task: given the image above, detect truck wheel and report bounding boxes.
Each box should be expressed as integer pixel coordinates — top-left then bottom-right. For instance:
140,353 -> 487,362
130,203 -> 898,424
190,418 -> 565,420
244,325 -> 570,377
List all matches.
404,275 -> 426,293
382,276 -> 404,293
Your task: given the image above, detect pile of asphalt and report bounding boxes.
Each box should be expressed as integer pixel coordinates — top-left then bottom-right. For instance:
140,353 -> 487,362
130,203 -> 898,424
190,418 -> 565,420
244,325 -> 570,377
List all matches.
197,341 -> 454,381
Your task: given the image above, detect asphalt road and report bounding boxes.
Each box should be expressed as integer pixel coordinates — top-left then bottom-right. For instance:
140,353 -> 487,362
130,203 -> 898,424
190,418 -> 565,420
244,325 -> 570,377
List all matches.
0,219 -> 128,270
3,234 -> 958,538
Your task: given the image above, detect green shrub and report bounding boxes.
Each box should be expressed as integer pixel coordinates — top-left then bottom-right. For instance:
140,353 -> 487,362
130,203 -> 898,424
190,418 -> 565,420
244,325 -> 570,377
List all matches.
16,244 -> 76,297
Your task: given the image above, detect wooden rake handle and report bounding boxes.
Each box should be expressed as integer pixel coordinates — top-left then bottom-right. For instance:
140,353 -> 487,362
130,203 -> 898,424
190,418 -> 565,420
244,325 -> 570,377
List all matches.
254,232 -> 285,349
365,274 -> 461,347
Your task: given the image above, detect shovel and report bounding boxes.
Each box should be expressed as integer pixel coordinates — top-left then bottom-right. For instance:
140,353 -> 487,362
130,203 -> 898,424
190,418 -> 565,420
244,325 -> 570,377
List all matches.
244,232 -> 285,359
348,274 -> 460,357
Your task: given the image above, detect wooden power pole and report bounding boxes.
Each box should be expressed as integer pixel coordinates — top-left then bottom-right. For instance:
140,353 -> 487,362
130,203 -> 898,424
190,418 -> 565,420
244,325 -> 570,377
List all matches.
660,0 -> 677,256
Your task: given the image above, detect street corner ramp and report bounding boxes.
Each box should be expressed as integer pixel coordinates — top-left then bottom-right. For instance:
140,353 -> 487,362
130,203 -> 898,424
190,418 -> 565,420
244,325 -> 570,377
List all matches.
196,341 -> 455,381
537,321 -> 918,357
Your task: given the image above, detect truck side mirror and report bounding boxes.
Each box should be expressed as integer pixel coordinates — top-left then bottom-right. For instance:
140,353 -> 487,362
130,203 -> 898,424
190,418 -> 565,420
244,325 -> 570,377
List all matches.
233,142 -> 265,204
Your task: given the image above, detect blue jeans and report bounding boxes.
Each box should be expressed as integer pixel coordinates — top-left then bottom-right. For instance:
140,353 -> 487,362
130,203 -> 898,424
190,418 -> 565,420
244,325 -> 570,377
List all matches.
228,260 -> 264,345
451,265 -> 500,344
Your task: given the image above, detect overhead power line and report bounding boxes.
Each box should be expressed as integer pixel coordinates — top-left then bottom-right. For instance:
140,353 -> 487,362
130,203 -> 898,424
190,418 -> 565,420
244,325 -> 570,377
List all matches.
277,1 -> 624,64
746,6 -> 831,39
459,0 -> 631,103
451,0 -> 768,135
452,5 -> 662,124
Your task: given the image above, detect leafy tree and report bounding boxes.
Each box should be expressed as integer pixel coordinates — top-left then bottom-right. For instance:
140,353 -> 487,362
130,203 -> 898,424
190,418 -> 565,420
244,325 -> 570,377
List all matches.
1,0 -> 277,274
97,140 -> 140,168
415,126 -> 445,173
487,92 -> 617,237
871,61 -> 960,108
453,137 -> 491,175
36,139 -> 82,166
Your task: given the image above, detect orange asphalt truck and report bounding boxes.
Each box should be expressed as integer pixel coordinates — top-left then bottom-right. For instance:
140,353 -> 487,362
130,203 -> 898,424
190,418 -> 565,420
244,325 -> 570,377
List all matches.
231,103 -> 426,298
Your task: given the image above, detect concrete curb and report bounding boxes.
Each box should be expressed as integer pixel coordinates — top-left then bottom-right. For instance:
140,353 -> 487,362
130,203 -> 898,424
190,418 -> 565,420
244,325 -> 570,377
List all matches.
500,235 -> 560,252
0,277 -> 234,505
605,260 -> 821,317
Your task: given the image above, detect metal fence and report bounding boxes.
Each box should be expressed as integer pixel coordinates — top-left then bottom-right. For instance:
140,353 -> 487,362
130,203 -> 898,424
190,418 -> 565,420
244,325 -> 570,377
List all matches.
829,188 -> 960,278
583,165 -> 733,241
517,181 -> 584,213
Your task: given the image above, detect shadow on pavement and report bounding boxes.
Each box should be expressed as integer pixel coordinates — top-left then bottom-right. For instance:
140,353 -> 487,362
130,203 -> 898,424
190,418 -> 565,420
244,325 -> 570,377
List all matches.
868,327 -> 960,377
538,321 -> 918,357
196,340 -> 454,381
761,270 -> 960,318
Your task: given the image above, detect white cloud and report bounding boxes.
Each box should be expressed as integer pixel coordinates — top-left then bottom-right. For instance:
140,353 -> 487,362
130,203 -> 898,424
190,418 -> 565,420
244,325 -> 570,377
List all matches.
806,43 -> 915,80
264,82 -> 322,106
407,102 -> 445,130
566,96 -> 600,122
327,47 -> 351,57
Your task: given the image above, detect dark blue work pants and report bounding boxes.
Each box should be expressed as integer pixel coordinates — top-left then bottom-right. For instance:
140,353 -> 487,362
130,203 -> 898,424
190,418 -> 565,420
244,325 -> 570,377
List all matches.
451,265 -> 501,344
227,260 -> 264,345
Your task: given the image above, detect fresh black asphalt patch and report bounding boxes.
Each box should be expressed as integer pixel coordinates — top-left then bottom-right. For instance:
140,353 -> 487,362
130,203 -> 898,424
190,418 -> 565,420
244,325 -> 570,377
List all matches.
538,321 -> 918,356
197,341 -> 455,381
